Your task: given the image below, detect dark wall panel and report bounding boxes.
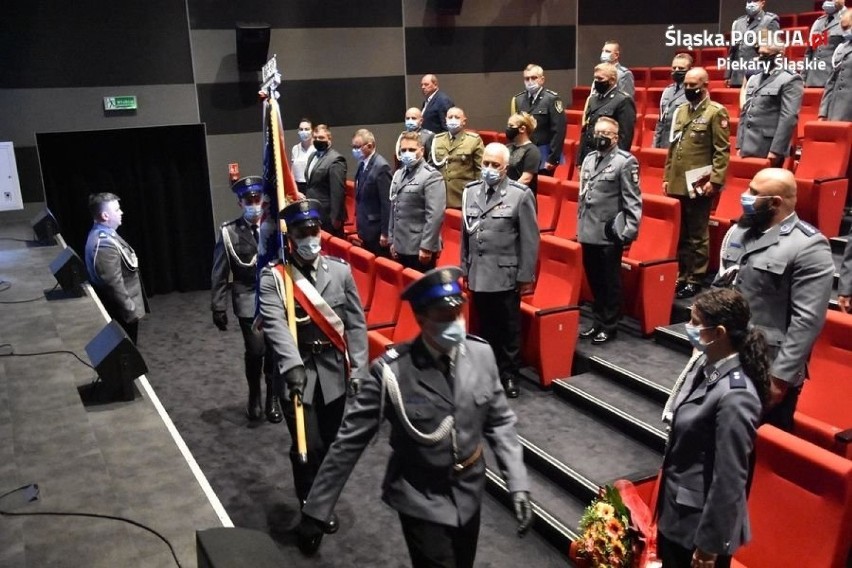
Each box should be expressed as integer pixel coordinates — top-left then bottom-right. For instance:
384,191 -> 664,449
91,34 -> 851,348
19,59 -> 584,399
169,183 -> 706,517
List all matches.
579,0 -> 719,25
406,26 -> 575,76
1,1 -> 193,88
13,146 -> 44,203
198,76 -> 406,135
188,0 -> 402,29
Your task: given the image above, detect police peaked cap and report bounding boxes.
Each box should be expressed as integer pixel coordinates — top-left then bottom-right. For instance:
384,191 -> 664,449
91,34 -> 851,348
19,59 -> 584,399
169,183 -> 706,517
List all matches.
402,266 -> 466,311
281,199 -> 322,228
231,176 -> 265,198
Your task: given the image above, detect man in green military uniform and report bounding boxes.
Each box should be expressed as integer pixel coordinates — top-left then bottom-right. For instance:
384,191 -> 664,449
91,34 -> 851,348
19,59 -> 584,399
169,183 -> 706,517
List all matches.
663,67 -> 731,299
431,107 -> 484,209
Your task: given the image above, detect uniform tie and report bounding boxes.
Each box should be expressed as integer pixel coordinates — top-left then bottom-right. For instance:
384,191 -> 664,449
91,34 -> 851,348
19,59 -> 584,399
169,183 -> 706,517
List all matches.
439,353 -> 454,393
485,187 -> 495,204
298,262 -> 315,285
251,224 -> 259,243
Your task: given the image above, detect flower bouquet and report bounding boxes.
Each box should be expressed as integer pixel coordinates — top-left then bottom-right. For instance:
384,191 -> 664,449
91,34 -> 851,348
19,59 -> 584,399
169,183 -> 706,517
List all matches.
572,480 -> 659,568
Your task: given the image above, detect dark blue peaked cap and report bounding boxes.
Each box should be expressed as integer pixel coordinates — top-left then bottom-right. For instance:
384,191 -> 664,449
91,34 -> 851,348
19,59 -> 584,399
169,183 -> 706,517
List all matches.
231,176 -> 264,198
402,266 -> 465,311
280,199 -> 322,228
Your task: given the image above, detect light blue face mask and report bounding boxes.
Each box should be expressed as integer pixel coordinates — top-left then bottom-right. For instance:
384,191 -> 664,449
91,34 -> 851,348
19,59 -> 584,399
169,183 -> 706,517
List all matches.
352,147 -> 365,161
684,323 -> 715,352
524,81 -> 539,94
243,204 -> 263,222
823,0 -> 837,14
400,150 -> 419,168
298,129 -> 311,142
427,316 -> 466,350
745,2 -> 761,16
740,192 -> 773,215
404,119 -> 418,132
294,235 -> 321,260
481,166 -> 502,186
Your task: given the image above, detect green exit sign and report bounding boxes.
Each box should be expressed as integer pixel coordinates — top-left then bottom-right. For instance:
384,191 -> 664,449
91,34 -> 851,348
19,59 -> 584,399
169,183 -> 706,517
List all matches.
103,96 -> 138,111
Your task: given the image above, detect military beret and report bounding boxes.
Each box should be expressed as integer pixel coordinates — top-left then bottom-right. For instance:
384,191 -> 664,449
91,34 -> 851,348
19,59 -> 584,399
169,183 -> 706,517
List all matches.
402,266 -> 465,311
231,176 -> 264,198
281,198 -> 322,228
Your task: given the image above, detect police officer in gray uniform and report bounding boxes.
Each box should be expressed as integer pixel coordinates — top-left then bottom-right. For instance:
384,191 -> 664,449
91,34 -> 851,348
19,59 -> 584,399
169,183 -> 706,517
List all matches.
725,1 -> 780,87
510,63 -> 567,173
257,199 -> 368,531
461,143 -> 540,398
578,117 -> 642,345
819,9 -> 852,121
737,40 -> 803,167
653,54 -> 693,149
298,266 -> 533,565
804,1 -> 848,87
838,230 -> 852,313
715,168 -> 834,431
389,131 -> 447,272
211,176 -> 278,422
85,192 -> 147,344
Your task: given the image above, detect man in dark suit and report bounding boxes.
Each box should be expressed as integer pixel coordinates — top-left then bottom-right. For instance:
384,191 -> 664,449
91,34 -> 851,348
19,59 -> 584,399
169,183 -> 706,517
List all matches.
305,124 -> 347,237
420,74 -> 454,134
577,63 -> 636,165
298,266 -> 532,565
351,128 -> 392,256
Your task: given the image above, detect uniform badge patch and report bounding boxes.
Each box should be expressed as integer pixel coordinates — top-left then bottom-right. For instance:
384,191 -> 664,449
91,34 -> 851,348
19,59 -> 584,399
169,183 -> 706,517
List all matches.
631,168 -> 639,184
554,99 -> 564,113
720,118 -> 729,129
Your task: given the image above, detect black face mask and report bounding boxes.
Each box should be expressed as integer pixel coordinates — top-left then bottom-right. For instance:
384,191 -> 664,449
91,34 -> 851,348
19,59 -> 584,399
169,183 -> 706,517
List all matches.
593,135 -> 614,151
593,79 -> 610,94
313,140 -> 329,152
758,54 -> 776,70
738,203 -> 775,231
684,87 -> 703,103
672,70 -> 687,84
505,126 -> 520,141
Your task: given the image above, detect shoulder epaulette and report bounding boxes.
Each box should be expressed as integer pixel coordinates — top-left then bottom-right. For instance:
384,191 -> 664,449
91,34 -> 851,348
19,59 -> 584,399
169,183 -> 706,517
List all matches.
380,342 -> 411,363
507,179 -> 527,190
464,179 -> 481,188
728,368 -> 748,389
324,255 -> 349,265
514,90 -> 525,98
422,162 -> 437,172
765,11 -> 779,20
546,89 -> 560,96
708,101 -> 726,110
795,219 -> 819,237
465,131 -> 481,139
221,218 -> 239,227
97,230 -> 110,239
465,333 -> 488,344
615,148 -> 633,158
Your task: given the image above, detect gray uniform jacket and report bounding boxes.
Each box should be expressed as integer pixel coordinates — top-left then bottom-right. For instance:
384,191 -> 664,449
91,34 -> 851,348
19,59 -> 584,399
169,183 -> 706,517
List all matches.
210,216 -> 258,319
578,148 -> 642,245
658,354 -> 761,556
654,83 -> 689,149
258,257 -> 368,405
388,159 -> 447,255
840,234 -> 852,297
84,223 -> 146,324
302,335 -> 529,527
737,67 -> 803,158
726,11 -> 781,86
460,176 -> 540,292
616,63 -> 635,98
804,9 -> 847,87
717,214 -> 834,385
819,39 -> 852,121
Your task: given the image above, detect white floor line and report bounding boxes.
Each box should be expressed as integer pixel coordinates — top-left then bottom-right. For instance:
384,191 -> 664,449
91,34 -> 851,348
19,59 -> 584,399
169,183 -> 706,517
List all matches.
63,234 -> 234,527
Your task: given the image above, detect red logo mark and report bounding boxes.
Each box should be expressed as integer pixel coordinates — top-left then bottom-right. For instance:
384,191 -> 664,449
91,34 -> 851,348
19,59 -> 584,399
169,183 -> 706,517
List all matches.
809,30 -> 829,49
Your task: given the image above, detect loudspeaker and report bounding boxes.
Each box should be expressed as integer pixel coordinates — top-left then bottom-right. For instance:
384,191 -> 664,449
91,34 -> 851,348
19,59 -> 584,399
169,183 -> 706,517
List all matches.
197,528 -> 282,568
433,0 -> 463,15
235,23 -> 271,72
49,248 -> 86,297
84,321 -> 147,402
31,208 -> 59,245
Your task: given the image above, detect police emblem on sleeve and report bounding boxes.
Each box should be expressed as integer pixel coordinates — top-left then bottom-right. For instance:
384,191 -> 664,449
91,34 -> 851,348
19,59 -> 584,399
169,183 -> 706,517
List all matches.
554,99 -> 564,113
631,168 -> 639,184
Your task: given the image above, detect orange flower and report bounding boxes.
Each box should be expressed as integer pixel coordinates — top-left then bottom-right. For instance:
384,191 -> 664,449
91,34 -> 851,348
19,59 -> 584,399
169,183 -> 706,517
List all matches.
595,502 -> 616,518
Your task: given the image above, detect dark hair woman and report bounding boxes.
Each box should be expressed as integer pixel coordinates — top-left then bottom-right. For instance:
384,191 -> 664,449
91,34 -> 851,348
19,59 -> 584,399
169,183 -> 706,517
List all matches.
657,287 -> 769,568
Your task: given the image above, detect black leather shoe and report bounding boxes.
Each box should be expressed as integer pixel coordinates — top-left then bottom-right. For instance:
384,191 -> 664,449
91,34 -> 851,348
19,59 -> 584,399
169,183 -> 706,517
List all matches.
502,376 -> 520,398
296,518 -> 323,556
266,393 -> 283,423
246,391 -> 263,421
300,500 -> 339,534
579,326 -> 598,339
675,281 -> 687,294
676,283 -> 699,299
591,330 -> 616,345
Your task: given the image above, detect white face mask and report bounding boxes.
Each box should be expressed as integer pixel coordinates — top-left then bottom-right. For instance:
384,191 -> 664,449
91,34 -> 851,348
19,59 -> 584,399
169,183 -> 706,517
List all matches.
445,119 -> 462,133
294,235 -> 321,260
424,316 -> 466,350
600,51 -> 612,63
404,119 -> 418,131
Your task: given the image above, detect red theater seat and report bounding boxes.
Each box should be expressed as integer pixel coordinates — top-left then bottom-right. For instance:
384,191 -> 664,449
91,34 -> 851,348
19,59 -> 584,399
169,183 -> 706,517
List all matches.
477,130 -> 499,146
794,310 -> 852,459
536,175 -> 564,233
648,67 -> 673,89
325,236 -> 353,262
571,86 -> 591,111
778,13 -> 797,28
368,268 -> 421,360
701,49 -> 728,69
553,140 -> 577,181
552,181 -> 579,241
734,425 -> 852,568
520,235 -> 582,386
620,194 -> 680,335
637,148 -> 668,195
438,208 -> 463,268
633,88 -> 648,115
794,121 -> 852,237
707,157 -> 770,273
631,67 -> 650,90
565,110 -> 584,143
797,89 -> 824,141
795,12 -> 822,28
639,114 -> 661,149
711,88 -> 742,118
347,246 -> 376,312
365,257 -> 404,330
344,180 -> 356,232
644,88 -> 665,118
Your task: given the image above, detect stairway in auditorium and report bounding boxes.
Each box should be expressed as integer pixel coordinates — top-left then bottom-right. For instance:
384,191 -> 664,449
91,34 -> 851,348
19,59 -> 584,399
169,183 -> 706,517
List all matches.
483,234 -> 848,562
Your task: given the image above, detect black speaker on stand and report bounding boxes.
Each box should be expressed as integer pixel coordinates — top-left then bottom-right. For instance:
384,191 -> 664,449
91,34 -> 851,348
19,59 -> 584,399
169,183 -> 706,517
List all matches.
49,248 -> 86,297
30,208 -> 60,245
80,321 -> 147,404
235,23 -> 271,72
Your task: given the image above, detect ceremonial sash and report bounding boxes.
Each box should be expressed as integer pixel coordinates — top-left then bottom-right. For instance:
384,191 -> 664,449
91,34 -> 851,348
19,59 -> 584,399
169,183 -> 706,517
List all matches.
272,263 -> 351,376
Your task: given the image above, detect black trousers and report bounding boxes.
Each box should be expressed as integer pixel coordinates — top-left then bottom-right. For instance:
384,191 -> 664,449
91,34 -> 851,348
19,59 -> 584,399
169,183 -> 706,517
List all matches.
761,383 -> 801,432
472,289 -> 522,379
359,236 -> 389,259
283,372 -> 346,502
397,253 -> 437,272
398,510 -> 481,568
117,318 -> 139,345
237,317 -> 273,386
657,532 -> 731,568
581,242 -> 624,333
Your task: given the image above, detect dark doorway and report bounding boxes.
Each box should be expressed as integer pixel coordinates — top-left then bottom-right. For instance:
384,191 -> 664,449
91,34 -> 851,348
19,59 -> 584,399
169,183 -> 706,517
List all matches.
37,124 -> 214,295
